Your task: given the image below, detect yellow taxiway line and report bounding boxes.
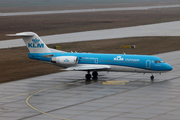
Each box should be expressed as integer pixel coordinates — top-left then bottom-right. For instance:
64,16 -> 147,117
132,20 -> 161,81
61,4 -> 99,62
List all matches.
25,83 -> 80,120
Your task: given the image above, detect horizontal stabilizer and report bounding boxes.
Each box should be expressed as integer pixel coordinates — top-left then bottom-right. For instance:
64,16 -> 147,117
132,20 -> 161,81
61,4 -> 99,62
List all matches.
7,32 -> 35,37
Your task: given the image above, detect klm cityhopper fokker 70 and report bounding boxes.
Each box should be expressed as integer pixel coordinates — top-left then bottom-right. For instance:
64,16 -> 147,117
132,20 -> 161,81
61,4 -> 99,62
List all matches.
8,32 -> 173,81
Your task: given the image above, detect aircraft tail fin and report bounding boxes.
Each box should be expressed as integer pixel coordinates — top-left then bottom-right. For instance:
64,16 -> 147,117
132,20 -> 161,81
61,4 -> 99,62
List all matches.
7,32 -> 51,53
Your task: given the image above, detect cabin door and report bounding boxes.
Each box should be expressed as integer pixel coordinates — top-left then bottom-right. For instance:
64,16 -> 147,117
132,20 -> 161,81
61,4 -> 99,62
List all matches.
146,60 -> 151,69
95,58 -> 98,64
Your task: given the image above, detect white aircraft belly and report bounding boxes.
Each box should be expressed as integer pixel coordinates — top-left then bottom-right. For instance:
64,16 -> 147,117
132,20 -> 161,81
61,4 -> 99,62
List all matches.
64,64 -> 165,73
109,65 -> 164,73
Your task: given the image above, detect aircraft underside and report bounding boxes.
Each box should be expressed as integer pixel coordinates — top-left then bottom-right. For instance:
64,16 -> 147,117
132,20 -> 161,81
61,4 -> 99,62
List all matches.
55,64 -> 166,82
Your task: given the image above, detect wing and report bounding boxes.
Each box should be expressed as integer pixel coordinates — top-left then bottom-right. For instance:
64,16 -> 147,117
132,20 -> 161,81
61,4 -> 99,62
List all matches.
64,64 -> 111,71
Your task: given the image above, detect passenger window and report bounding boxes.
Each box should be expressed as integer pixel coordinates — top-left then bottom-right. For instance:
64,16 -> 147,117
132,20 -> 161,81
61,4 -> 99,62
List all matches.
108,60 -> 110,62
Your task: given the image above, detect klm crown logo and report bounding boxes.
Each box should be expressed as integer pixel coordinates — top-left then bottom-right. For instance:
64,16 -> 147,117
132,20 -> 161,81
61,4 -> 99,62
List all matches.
64,59 -> 69,63
114,56 -> 124,61
32,38 -> 40,43
28,38 -> 44,48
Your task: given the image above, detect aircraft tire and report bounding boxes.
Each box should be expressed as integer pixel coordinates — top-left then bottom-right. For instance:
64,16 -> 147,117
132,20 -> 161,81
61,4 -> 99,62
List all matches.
92,71 -> 98,81
150,75 -> 154,81
92,71 -> 98,77
85,74 -> 91,80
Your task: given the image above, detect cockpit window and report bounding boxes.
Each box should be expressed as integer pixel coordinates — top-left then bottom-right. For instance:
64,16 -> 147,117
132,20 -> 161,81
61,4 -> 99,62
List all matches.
155,60 -> 165,63
155,61 -> 160,63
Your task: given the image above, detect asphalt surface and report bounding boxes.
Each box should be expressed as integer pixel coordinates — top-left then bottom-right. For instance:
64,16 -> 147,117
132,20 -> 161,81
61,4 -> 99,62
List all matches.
2,20 -> 180,49
2,7 -> 180,119
0,5 -> 180,17
0,50 -> 180,120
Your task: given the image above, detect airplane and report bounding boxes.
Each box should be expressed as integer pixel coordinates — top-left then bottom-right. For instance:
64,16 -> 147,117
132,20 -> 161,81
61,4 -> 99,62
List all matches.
8,32 -> 173,82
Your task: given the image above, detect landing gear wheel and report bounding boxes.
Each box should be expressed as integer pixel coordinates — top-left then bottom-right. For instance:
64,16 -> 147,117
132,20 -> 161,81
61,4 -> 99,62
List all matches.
150,75 -> 154,82
85,74 -> 91,80
92,71 -> 98,80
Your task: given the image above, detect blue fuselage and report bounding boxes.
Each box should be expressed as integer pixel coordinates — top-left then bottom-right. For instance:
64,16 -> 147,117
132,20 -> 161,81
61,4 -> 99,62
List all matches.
28,52 -> 173,73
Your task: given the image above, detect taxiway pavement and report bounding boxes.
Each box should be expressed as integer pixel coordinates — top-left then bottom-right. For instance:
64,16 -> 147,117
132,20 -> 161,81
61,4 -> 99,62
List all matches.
0,50 -> 180,120
0,5 -> 180,17
1,20 -> 180,49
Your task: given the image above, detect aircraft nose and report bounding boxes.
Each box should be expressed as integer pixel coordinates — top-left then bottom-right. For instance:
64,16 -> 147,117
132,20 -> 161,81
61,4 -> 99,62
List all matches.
165,64 -> 173,71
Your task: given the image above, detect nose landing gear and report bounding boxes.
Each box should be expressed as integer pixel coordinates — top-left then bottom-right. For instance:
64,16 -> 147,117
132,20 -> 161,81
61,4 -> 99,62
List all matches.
150,75 -> 154,82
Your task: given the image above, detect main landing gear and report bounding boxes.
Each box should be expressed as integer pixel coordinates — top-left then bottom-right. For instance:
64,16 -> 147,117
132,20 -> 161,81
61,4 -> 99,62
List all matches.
85,71 -> 91,80
92,71 -> 98,80
85,71 -> 98,80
